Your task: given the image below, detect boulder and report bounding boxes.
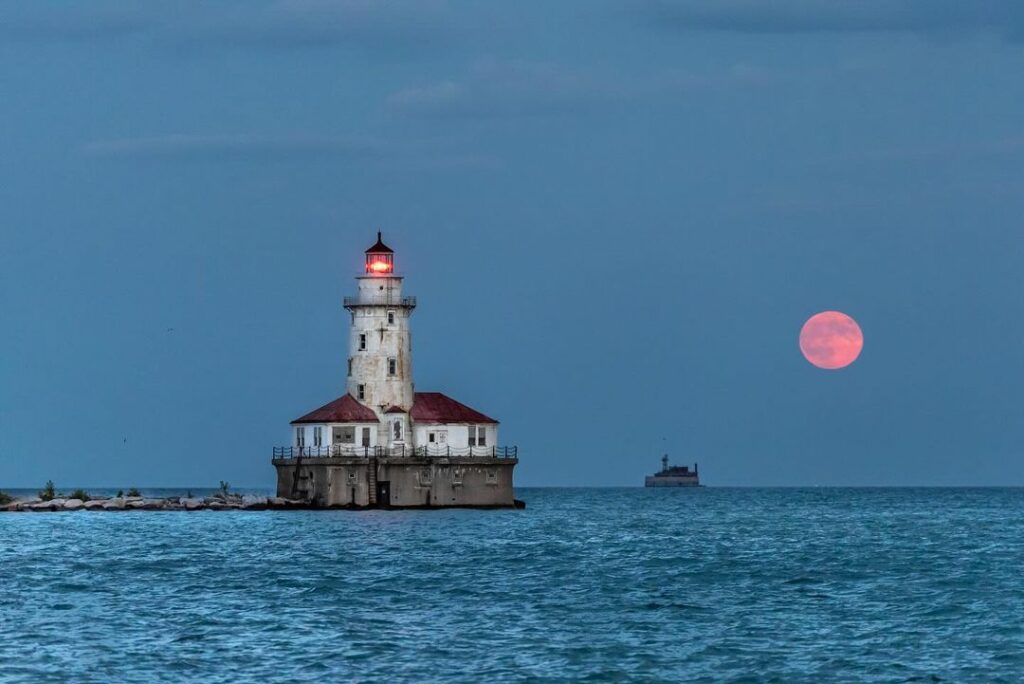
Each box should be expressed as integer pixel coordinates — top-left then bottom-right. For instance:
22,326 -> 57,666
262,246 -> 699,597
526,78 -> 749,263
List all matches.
268,497 -> 309,508
241,495 -> 268,510
30,501 -> 58,511
103,499 -> 126,511
84,500 -> 106,511
63,499 -> 85,511
182,498 -> 205,511
128,499 -> 164,510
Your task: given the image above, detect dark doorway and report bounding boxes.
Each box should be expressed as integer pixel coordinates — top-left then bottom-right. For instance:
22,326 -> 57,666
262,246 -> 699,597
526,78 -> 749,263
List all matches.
376,481 -> 391,507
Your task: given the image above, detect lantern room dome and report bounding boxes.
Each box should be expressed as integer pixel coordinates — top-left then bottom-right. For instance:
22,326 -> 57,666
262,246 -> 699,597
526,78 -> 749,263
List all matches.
366,231 -> 393,255
365,231 -> 395,274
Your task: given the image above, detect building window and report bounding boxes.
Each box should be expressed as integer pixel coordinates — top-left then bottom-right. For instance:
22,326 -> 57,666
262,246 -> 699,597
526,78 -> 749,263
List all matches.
313,426 -> 323,447
387,310 -> 395,325
347,358 -> 352,377
295,427 -> 305,448
393,421 -> 402,441
388,358 -> 397,376
468,426 -> 486,447
357,384 -> 365,400
428,432 -> 436,443
333,426 -> 355,444
361,427 -> 371,447
359,334 -> 367,351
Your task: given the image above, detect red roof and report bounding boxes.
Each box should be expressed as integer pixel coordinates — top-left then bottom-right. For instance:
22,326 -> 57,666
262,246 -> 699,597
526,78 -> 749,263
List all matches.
291,394 -> 378,424
384,405 -> 406,414
410,392 -> 498,424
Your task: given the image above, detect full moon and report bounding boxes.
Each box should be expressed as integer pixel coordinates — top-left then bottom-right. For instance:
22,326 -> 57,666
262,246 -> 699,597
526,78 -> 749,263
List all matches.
799,311 -> 863,369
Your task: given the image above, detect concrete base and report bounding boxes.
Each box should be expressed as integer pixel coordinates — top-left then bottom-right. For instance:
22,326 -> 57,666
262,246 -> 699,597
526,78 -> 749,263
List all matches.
272,456 -> 518,509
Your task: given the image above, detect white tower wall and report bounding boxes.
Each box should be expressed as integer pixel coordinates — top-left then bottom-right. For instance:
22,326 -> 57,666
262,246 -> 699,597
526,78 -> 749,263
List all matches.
346,275 -> 415,415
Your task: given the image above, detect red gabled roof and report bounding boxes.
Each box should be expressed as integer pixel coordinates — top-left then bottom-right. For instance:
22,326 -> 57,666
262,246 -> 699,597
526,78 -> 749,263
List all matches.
291,393 -> 379,424
384,405 -> 406,414
410,392 -> 498,424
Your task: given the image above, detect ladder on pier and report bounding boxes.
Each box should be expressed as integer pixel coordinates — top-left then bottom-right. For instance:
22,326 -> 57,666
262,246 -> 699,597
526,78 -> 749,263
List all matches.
367,457 -> 378,505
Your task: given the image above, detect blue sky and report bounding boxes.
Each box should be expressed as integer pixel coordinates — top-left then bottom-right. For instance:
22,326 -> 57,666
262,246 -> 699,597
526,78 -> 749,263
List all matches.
2,1 -> 1024,487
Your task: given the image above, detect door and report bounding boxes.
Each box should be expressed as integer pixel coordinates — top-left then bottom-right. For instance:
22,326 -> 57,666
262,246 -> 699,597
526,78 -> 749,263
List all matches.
428,430 -> 447,454
361,427 -> 371,447
376,481 -> 391,507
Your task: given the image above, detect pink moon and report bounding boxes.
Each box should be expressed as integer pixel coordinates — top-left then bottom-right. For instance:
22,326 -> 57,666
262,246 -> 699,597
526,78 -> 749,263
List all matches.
799,311 -> 864,370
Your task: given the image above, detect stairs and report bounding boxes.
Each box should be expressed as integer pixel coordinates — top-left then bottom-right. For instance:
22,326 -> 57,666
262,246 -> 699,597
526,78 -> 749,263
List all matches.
367,457 -> 378,506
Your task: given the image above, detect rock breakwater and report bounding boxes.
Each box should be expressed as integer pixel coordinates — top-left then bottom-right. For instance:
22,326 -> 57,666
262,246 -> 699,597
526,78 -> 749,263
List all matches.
0,495 -> 310,512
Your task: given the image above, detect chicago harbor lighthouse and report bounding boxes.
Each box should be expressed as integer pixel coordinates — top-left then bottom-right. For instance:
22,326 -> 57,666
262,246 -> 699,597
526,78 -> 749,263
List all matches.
272,233 -> 519,508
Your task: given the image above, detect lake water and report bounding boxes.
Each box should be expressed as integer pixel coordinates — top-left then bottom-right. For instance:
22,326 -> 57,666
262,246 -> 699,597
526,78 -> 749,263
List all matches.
2,487 -> 1023,682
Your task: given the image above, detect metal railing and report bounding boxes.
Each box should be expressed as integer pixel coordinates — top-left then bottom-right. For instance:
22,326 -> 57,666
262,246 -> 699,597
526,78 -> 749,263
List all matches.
343,296 -> 417,309
272,445 -> 517,460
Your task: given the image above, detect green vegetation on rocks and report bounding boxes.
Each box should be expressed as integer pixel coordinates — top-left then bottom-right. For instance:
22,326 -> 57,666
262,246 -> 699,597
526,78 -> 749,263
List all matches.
68,489 -> 91,502
0,491 -> 12,506
39,480 -> 56,501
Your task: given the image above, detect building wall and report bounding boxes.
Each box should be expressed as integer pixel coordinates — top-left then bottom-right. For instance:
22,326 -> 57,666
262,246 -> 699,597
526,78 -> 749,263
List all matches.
292,423 -> 379,449
273,458 -> 517,508
347,275 -> 414,413
411,423 -> 498,451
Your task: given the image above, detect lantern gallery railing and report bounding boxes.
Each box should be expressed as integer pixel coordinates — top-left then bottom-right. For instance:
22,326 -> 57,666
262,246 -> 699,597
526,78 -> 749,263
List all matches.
272,445 -> 518,460
343,295 -> 417,309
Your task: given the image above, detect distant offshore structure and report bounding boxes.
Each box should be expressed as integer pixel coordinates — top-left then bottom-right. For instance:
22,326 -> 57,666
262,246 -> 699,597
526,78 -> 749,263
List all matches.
271,232 -> 520,508
645,455 -> 700,487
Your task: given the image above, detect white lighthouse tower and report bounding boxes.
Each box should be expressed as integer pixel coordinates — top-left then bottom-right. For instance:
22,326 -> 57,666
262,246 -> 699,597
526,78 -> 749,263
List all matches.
345,233 -> 416,446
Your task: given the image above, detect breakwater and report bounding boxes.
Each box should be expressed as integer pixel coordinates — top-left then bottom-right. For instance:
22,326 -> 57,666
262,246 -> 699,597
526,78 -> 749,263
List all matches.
1,494 -> 307,512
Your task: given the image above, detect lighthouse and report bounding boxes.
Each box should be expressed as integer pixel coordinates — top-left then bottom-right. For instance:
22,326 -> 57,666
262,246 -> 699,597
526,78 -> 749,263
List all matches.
346,232 -> 416,443
272,232 -> 519,508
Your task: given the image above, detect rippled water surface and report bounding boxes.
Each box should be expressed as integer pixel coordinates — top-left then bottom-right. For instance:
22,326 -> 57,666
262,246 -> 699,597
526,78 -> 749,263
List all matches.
3,488 -> 1024,682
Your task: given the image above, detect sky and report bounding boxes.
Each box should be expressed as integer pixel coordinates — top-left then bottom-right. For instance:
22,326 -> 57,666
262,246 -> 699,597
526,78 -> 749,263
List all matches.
2,1 -> 1024,488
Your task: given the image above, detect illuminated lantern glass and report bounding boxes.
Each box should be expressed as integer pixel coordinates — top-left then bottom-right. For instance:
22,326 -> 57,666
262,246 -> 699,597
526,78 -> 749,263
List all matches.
364,231 -> 394,274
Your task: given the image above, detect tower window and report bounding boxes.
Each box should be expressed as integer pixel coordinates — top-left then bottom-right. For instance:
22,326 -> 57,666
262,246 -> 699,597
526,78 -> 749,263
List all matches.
387,310 -> 395,325
347,358 -> 352,377
388,358 -> 397,376
359,334 -> 367,351
393,421 -> 403,441
357,384 -> 365,400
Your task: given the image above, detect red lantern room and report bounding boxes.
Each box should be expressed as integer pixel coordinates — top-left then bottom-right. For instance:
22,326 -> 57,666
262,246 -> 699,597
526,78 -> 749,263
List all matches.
365,231 -> 394,274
